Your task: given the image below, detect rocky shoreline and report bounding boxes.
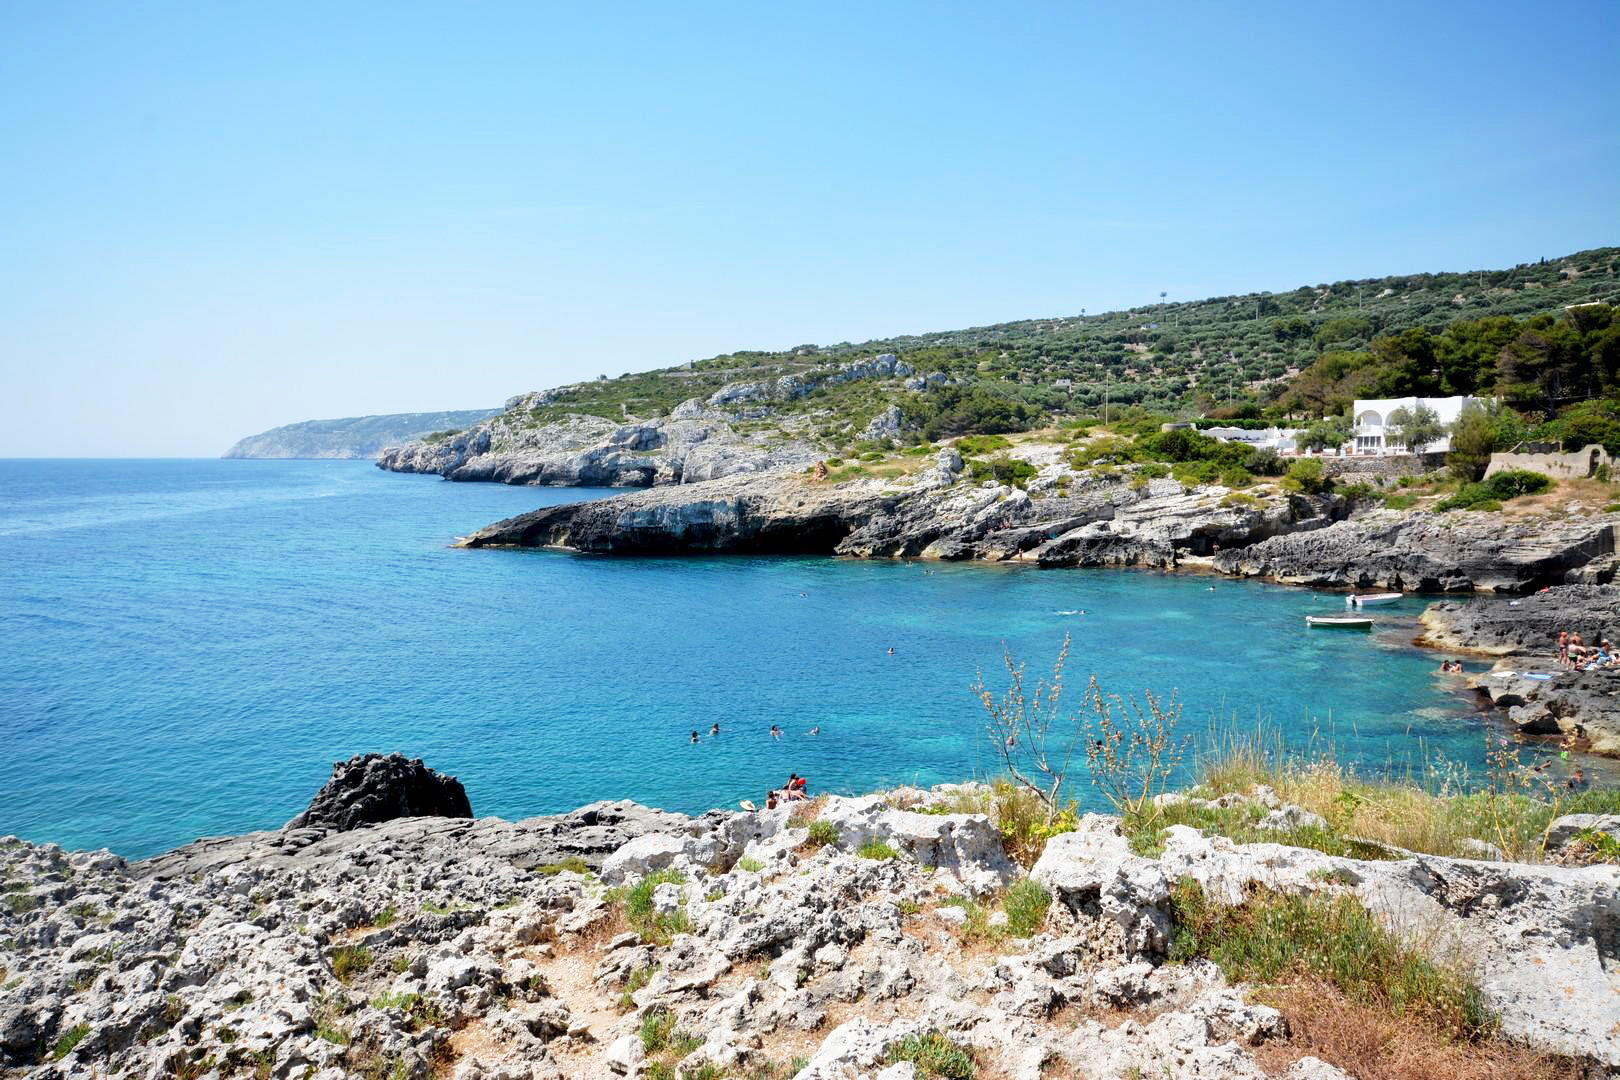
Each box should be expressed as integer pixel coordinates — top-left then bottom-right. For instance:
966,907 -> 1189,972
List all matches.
1420,585 -> 1620,755
454,465 -> 1618,593
3,757 -> 1618,1079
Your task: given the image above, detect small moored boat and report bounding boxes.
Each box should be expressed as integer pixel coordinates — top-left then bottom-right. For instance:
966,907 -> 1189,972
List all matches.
1346,592 -> 1402,607
1307,615 -> 1374,629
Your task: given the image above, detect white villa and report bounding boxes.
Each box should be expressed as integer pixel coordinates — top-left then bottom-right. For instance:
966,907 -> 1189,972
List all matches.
1351,395 -> 1481,455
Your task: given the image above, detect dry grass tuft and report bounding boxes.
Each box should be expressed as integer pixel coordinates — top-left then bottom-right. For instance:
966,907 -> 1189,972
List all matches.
1257,981 -> 1586,1080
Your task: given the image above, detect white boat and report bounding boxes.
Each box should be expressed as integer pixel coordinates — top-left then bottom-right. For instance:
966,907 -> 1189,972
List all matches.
1307,615 -> 1374,629
1346,592 -> 1402,607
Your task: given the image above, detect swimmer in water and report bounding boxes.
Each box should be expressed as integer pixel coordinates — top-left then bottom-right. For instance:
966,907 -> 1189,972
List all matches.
690,730 -> 700,744
770,724 -> 783,739
886,647 -> 895,655
709,723 -> 720,736
807,726 -> 821,735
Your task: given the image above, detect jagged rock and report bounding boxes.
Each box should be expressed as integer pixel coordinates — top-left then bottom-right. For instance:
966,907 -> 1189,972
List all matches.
1216,510 -> 1616,592
7,782 -> 1617,1078
813,795 -> 1018,895
286,753 -> 473,831
1420,584 -> 1620,654
1029,817 -> 1171,962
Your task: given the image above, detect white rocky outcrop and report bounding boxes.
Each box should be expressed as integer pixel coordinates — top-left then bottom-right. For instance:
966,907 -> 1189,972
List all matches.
4,787 -> 1617,1078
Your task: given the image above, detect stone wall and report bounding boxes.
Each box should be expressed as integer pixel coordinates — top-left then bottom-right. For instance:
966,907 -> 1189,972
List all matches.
1317,452 -> 1446,481
1485,444 -> 1614,480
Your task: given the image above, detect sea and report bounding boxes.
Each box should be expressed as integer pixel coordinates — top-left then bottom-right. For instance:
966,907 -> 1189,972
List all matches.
0,458 -> 1545,859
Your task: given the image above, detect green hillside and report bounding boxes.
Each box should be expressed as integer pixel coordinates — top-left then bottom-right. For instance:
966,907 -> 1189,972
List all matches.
502,246 -> 1620,447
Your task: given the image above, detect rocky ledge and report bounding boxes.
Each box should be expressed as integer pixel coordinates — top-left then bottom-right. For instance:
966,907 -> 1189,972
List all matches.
4,780 -> 1618,1079
1212,508 -> 1617,593
457,465 -> 1620,593
457,466 -> 1348,568
1418,585 -> 1620,754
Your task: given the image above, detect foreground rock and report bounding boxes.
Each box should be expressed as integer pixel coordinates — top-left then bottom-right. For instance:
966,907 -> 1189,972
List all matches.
1420,586 -> 1620,755
4,787 -> 1616,1077
286,753 -> 474,831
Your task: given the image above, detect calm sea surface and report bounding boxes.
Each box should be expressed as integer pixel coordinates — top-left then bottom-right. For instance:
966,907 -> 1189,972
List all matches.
1,459 -> 1518,858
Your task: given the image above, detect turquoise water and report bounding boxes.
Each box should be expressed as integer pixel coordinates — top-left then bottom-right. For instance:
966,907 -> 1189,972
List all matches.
1,459 -> 1504,858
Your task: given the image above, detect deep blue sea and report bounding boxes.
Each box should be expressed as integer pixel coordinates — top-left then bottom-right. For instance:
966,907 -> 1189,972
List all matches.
0,459 -> 1534,858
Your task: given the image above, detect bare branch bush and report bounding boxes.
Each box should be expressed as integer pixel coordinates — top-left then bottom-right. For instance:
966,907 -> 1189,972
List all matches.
974,635 -> 1188,827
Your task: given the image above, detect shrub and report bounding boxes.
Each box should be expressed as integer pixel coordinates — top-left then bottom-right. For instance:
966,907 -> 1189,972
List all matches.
1136,462 -> 1170,479
858,841 -> 899,860
955,434 -> 1011,455
1002,880 -> 1051,937
1168,879 -> 1492,1041
967,455 -> 1037,488
805,820 -> 839,848
1280,458 -> 1329,494
1242,446 -> 1284,475
738,856 -> 764,873
1437,469 -> 1550,510
639,1008 -> 677,1053
884,1032 -> 976,1079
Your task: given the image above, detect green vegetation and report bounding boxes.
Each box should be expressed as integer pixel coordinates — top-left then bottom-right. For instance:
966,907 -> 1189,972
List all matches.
1001,880 -> 1051,937
532,856 -> 591,876
50,1023 -> 90,1061
622,869 -> 691,945
737,856 -> 765,873
1435,468 -> 1551,511
804,820 -> 839,848
1168,730 -> 1620,863
884,1032 -> 976,1079
370,906 -> 396,929
1168,879 -> 1491,1040
857,840 -> 899,860
618,964 -> 660,1011
5,893 -> 40,916
420,248 -> 1619,449
369,991 -> 445,1031
330,945 -> 373,983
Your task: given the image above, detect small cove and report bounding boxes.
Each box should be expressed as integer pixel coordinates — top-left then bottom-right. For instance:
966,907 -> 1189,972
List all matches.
0,458 -> 1578,859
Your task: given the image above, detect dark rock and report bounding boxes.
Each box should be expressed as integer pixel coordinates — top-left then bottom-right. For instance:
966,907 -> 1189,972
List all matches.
285,753 -> 473,831
1419,584 -> 1620,654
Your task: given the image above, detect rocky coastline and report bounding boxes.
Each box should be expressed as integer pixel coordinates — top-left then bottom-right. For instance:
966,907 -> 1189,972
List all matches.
1419,585 -> 1620,756
4,756 -> 1618,1079
454,464 -> 1618,592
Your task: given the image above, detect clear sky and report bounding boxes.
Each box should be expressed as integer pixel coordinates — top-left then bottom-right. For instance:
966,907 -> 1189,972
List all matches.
2,2 -> 1616,457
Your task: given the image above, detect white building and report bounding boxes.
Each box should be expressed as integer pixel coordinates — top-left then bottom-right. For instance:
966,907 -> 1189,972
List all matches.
1203,425 -> 1300,454
1350,395 -> 1481,456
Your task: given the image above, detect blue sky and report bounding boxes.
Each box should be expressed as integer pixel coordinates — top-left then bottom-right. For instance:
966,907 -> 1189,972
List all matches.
1,2 -> 1616,456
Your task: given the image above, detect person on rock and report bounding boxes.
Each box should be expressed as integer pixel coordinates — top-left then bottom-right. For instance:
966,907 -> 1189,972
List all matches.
765,790 -> 779,810
1557,631 -> 1570,668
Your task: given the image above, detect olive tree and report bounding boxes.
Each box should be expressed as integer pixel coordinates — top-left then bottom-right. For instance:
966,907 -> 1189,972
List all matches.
1387,403 -> 1446,454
